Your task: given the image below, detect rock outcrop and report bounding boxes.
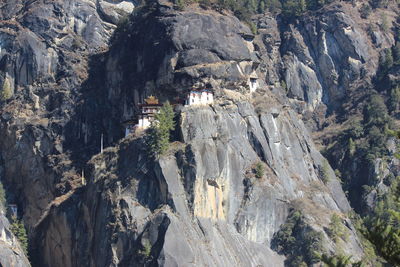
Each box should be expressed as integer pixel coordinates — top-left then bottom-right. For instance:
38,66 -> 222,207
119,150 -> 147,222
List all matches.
256,2 -> 396,128
32,95 -> 363,266
0,211 -> 30,267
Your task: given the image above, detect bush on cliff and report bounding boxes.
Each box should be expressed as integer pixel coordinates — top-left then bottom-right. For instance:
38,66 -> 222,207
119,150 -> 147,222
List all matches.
255,162 -> 265,178
0,77 -> 12,101
320,159 -> 331,184
327,213 -> 348,243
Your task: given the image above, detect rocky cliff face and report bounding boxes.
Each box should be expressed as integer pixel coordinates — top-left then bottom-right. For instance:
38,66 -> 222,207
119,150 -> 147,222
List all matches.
0,0 -> 396,266
0,210 -> 30,267
256,1 -> 396,127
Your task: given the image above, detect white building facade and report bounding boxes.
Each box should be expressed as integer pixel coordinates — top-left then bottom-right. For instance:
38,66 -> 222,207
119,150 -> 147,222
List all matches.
125,96 -> 162,136
185,89 -> 214,106
248,70 -> 259,92
249,77 -> 258,92
137,114 -> 152,128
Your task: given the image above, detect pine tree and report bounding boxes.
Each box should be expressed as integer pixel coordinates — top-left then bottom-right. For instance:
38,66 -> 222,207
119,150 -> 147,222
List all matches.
378,49 -> 394,80
281,0 -> 307,18
364,93 -> 389,127
388,86 -> 400,113
147,101 -> 175,157
0,182 -> 5,212
393,42 -> 400,63
10,217 -> 28,255
258,0 -> 265,13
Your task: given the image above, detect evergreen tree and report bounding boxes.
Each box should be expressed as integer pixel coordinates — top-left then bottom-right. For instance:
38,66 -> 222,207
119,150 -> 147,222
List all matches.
0,181 -> 5,212
281,0 -> 307,18
364,93 -> 389,127
146,101 -> 175,157
264,0 -> 282,13
370,0 -> 389,8
388,86 -> 400,113
365,175 -> 400,265
378,49 -> 394,81
392,42 -> 400,64
258,0 -> 265,13
10,217 -> 28,255
360,3 -> 372,19
272,209 -> 325,266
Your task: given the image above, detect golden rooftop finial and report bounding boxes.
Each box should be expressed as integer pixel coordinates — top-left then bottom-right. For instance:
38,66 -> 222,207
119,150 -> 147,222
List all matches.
144,95 -> 159,105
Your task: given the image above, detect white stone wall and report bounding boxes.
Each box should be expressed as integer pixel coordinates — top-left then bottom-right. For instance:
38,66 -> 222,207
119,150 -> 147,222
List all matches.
249,78 -> 258,92
125,115 -> 153,136
186,90 -> 213,106
137,116 -> 151,129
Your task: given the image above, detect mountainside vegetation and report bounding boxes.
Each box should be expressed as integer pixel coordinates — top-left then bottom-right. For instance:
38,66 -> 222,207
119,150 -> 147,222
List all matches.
146,102 -> 176,157
173,0 -> 353,22
271,209 -> 325,266
322,52 -> 400,267
364,175 -> 400,265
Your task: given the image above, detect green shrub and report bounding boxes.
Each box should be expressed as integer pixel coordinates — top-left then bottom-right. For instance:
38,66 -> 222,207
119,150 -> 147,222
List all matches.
327,214 -> 348,243
281,80 -> 287,92
348,138 -> 356,156
175,0 -> 186,10
360,3 -> 371,19
0,77 -> 12,101
347,120 -> 364,139
320,159 -> 331,184
248,21 -> 257,35
255,162 -> 264,179
139,241 -> 152,258
320,254 -> 356,267
380,14 -> 389,31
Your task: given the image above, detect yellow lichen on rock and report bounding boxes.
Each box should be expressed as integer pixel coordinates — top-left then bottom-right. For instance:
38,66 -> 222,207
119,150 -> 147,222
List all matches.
193,178 -> 226,220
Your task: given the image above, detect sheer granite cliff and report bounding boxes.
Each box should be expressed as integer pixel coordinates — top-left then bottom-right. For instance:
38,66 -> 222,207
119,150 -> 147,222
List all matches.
32,98 -> 362,266
0,0 -> 394,266
0,211 -> 30,267
256,1 -> 396,126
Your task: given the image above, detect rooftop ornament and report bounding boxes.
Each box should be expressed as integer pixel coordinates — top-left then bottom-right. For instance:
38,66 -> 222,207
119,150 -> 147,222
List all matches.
144,95 -> 159,105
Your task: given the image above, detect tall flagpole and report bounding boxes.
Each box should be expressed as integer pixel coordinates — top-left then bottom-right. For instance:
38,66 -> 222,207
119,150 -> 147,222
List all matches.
101,133 -> 104,154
